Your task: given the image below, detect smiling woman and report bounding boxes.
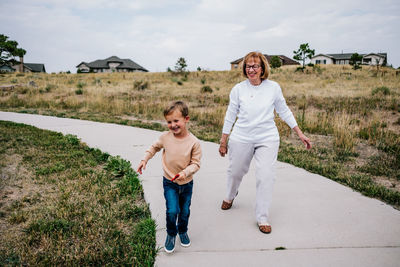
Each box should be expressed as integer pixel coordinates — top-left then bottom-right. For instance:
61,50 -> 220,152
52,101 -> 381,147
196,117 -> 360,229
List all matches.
218,51 -> 311,234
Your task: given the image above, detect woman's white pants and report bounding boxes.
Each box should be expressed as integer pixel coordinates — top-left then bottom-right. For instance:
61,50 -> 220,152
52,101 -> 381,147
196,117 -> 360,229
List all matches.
226,140 -> 280,225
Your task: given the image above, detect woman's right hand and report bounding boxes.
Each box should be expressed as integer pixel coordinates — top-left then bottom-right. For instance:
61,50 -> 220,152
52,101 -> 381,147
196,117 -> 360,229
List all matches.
219,133 -> 229,157
219,144 -> 228,157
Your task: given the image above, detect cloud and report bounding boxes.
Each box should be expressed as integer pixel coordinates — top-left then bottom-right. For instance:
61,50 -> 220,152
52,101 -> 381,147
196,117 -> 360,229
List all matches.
1,0 -> 399,72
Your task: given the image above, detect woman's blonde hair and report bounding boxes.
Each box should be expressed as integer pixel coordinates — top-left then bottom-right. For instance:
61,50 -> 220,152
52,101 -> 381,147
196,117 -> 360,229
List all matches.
242,51 -> 270,80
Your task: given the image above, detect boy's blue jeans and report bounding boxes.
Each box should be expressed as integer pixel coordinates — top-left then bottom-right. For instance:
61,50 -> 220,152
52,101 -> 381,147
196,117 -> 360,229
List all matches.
163,177 -> 193,237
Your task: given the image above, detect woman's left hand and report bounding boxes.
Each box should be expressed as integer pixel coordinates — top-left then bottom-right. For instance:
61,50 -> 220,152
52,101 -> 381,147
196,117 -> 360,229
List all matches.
293,126 -> 312,150
298,132 -> 312,150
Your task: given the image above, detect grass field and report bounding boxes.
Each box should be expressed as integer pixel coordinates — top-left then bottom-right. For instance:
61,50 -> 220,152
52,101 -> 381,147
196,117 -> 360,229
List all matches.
0,64 -> 399,210
0,121 -> 157,265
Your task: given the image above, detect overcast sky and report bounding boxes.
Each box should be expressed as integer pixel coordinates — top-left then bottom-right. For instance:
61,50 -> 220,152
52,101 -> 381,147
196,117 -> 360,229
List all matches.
1,0 -> 399,72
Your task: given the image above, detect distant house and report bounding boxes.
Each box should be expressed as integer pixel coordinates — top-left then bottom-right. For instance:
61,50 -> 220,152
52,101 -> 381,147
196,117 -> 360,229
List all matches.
0,65 -> 15,73
230,54 -> 299,70
311,53 -> 387,66
0,63 -> 46,73
76,56 -> 148,73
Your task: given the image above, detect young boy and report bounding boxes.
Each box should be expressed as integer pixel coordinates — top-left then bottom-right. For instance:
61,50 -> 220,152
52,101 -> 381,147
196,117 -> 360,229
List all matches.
137,101 -> 202,253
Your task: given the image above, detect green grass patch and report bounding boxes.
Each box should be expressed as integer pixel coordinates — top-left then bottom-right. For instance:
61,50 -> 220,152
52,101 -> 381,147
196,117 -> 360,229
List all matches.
0,121 -> 156,266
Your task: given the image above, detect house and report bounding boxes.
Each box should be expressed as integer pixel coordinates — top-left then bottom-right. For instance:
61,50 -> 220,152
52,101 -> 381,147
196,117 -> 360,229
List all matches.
311,53 -> 387,66
0,63 -> 46,73
0,65 -> 15,73
230,54 -> 299,70
76,56 -> 148,73
18,63 -> 46,73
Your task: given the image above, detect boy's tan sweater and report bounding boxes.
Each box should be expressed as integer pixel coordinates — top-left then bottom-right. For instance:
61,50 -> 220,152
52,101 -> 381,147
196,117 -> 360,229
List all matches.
142,131 -> 202,185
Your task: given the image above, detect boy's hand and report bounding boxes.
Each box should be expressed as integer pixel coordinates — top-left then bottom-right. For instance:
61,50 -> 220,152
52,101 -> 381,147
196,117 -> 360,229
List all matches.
137,160 -> 147,174
175,171 -> 186,181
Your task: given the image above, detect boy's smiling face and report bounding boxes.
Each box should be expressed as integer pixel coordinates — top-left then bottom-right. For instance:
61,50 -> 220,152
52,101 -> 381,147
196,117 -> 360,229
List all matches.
165,109 -> 189,138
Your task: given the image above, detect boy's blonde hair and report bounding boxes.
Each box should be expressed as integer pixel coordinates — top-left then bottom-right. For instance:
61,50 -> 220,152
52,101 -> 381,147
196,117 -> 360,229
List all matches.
164,101 -> 189,117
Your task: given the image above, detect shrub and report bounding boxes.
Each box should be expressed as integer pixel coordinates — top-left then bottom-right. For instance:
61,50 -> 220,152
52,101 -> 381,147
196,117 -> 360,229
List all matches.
270,56 -> 282,68
133,80 -> 149,90
45,84 -> 57,92
371,86 -> 390,96
76,81 -> 86,89
200,85 -> 213,93
200,77 -> 206,84
312,65 -> 323,74
75,89 -> 83,95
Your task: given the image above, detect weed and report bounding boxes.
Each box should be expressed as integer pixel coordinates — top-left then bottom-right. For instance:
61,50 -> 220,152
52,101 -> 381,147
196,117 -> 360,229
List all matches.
8,211 -> 27,224
104,155 -> 132,178
201,85 -> 213,93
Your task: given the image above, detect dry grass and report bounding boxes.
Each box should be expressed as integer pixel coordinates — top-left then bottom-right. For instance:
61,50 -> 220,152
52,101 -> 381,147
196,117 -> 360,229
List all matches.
1,65 -> 399,206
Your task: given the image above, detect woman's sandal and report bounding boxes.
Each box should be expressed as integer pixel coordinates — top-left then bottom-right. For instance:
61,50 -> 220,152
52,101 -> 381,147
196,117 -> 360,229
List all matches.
259,224 -> 272,234
221,191 -> 238,210
221,199 -> 234,210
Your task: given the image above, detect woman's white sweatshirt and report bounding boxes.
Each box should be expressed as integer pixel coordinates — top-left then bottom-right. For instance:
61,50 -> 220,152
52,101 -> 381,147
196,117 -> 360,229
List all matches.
222,79 -> 297,143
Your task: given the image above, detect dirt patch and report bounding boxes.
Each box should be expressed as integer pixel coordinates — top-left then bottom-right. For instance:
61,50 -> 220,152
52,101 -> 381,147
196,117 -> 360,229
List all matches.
281,132 -> 400,192
283,131 -> 332,150
0,154 -> 39,207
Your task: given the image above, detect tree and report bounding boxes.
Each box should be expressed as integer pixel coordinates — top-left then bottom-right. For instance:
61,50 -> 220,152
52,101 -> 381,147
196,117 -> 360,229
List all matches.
293,43 -> 315,70
270,56 -> 282,68
0,34 -> 26,66
174,57 -> 187,73
349,53 -> 362,70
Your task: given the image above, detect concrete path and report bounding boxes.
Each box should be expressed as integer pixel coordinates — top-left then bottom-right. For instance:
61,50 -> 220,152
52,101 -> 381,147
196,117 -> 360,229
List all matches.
1,111 -> 400,267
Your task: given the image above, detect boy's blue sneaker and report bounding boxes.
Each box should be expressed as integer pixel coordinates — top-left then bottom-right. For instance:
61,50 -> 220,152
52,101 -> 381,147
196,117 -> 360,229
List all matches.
164,234 -> 176,253
179,232 -> 191,247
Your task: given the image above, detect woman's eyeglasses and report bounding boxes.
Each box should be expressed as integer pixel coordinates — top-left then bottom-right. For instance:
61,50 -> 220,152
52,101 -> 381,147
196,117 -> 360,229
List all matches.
245,64 -> 261,70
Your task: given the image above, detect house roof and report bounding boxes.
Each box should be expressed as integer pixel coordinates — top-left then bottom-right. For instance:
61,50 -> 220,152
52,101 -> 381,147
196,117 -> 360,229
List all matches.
312,53 -> 387,60
24,63 -> 46,72
10,63 -> 46,72
230,54 -> 299,65
76,56 -> 148,72
0,65 -> 15,71
363,53 -> 387,58
266,55 -> 299,65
